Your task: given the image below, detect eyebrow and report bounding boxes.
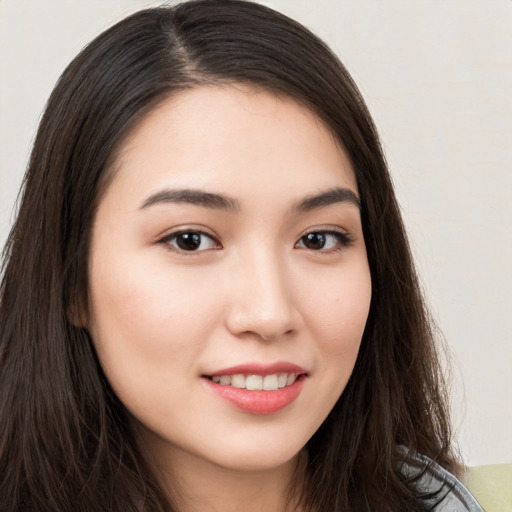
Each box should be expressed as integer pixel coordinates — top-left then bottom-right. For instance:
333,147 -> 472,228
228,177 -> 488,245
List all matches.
140,188 -> 240,212
294,187 -> 360,212
140,186 -> 360,213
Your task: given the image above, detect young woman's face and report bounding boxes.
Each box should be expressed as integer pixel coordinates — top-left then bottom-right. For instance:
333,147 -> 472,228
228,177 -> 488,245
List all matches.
87,86 -> 371,474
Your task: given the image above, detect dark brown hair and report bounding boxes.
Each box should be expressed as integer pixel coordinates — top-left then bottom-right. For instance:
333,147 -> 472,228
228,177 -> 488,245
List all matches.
0,1 -> 458,510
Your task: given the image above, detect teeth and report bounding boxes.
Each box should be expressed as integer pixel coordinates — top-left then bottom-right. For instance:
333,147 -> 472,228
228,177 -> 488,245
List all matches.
210,372 -> 299,391
263,374 -> 278,390
219,375 -> 231,385
286,373 -> 296,386
246,375 -> 263,390
231,374 -> 246,389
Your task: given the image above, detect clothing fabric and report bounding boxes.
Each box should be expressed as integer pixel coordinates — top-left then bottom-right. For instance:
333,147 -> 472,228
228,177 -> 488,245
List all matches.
404,452 -> 484,511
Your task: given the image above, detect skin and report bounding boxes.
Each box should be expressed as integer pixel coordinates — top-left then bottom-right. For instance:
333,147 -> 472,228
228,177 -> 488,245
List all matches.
86,85 -> 372,512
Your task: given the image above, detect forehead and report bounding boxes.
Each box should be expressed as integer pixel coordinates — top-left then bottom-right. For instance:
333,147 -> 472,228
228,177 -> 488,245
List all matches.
105,85 -> 357,205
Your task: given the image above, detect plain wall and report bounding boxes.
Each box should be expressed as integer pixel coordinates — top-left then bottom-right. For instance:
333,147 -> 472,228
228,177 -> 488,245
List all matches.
1,0 -> 511,466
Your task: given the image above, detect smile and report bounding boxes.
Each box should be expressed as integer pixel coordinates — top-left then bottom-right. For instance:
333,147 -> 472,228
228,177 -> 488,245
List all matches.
208,373 -> 299,391
202,363 -> 308,415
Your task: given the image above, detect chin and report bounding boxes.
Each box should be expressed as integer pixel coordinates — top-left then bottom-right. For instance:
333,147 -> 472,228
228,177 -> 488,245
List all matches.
211,452 -> 301,474
199,431 -> 307,473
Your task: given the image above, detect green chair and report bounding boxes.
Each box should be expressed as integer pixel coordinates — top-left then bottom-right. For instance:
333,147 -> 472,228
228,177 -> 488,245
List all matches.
464,464 -> 512,511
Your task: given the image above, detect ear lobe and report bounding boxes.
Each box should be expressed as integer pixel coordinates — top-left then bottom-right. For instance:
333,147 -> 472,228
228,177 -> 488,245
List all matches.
67,299 -> 87,328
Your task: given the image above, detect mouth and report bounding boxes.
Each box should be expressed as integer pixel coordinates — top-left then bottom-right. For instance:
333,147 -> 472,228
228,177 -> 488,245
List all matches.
205,372 -> 301,391
202,363 -> 308,415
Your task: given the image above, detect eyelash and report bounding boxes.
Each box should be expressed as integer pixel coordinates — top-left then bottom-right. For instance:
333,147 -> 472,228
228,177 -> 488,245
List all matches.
158,228 -> 354,254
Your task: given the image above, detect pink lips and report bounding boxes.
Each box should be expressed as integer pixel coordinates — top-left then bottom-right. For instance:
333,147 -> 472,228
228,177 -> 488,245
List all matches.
202,362 -> 307,415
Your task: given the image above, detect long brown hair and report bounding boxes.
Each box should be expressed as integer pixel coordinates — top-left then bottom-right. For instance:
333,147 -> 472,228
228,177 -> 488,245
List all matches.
0,1 -> 457,510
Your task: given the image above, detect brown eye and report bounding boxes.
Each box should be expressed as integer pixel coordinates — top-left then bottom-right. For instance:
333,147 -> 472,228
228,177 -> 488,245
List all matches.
175,232 -> 201,250
163,231 -> 219,252
301,232 -> 327,250
296,231 -> 353,251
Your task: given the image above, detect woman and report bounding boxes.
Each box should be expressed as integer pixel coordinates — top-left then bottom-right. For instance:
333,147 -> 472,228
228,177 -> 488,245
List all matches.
0,1 -> 483,511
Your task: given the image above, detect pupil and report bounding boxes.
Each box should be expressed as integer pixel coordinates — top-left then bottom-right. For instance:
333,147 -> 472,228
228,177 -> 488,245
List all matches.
304,233 -> 325,250
177,233 -> 201,250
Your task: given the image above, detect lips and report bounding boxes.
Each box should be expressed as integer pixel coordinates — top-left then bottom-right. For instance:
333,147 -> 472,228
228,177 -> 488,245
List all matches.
202,362 -> 308,415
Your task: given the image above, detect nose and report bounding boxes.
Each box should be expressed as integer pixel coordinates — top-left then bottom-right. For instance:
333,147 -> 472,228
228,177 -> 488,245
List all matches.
224,247 -> 302,341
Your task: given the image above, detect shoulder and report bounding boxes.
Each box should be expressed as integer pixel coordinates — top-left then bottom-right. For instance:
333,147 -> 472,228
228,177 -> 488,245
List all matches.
401,452 -> 485,512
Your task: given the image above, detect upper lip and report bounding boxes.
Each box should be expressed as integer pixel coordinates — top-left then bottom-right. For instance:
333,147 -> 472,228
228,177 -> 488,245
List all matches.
203,361 -> 308,377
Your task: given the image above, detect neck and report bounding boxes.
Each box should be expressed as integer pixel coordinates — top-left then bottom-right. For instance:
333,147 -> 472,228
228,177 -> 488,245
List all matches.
168,455 -> 302,512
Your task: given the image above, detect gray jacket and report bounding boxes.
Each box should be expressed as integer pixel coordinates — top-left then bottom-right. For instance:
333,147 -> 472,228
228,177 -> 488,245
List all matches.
404,452 -> 484,511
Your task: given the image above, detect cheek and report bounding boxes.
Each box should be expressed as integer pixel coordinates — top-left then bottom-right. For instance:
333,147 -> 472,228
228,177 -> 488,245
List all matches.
86,251 -> 222,399
307,266 -> 371,346
287,263 -> 371,440
90,248 -> 216,333
302,261 -> 371,391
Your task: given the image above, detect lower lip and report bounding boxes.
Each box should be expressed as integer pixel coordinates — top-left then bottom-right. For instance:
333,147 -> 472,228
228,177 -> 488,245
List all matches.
203,376 -> 306,415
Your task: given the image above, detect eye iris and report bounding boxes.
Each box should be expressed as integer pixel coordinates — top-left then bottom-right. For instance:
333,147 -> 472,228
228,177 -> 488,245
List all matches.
303,232 -> 326,250
176,232 -> 201,250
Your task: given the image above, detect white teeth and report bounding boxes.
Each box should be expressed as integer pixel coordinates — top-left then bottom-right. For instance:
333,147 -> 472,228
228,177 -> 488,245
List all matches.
263,374 -> 278,390
231,374 -> 246,389
286,373 -> 296,386
246,375 -> 263,390
219,375 -> 231,385
210,372 -> 300,390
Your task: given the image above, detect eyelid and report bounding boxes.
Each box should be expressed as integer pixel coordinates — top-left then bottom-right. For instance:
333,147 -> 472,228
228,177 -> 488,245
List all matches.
298,224 -> 354,239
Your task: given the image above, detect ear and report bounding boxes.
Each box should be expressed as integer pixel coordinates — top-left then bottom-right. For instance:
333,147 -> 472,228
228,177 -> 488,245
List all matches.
67,298 -> 87,328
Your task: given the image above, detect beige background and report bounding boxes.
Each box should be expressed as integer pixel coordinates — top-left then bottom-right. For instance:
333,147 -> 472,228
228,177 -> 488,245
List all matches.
1,0 -> 511,466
